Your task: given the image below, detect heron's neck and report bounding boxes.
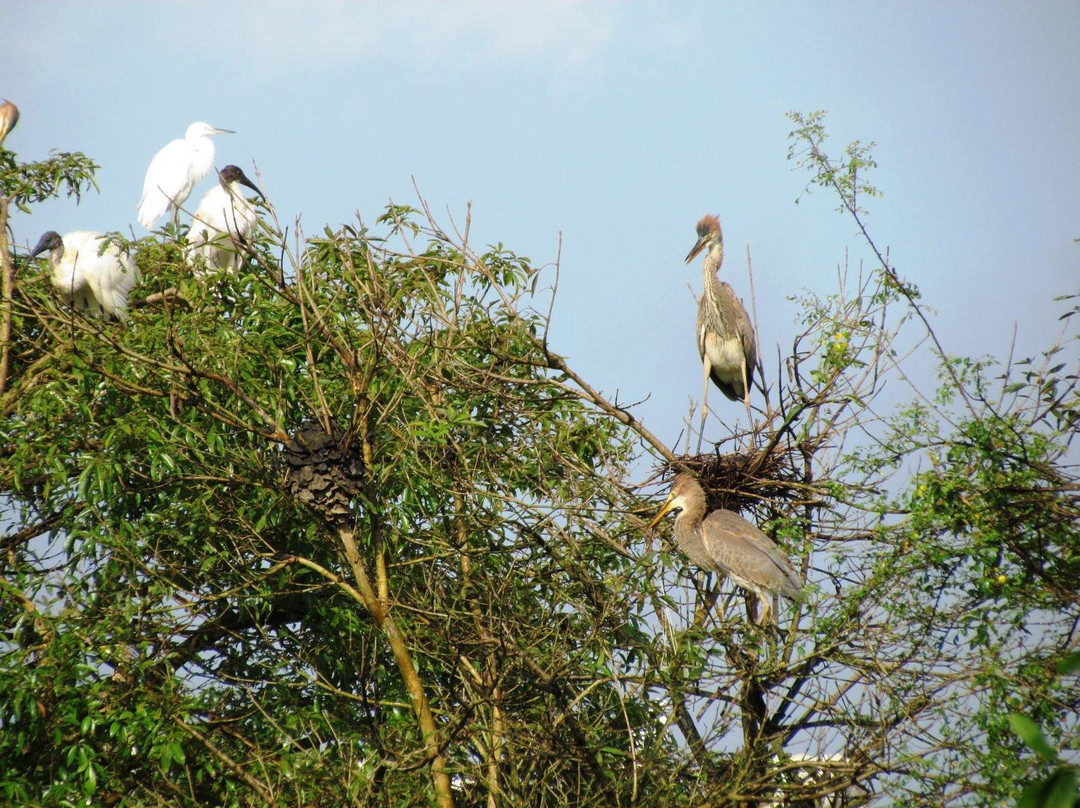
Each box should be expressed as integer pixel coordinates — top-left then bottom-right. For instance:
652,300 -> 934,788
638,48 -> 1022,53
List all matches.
673,493 -> 706,532
672,495 -> 710,568
703,244 -> 724,277
702,244 -> 725,304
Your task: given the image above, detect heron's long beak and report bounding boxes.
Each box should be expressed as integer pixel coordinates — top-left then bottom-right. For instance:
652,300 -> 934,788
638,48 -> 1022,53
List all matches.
213,128 -> 236,135
648,495 -> 677,530
684,237 -> 707,264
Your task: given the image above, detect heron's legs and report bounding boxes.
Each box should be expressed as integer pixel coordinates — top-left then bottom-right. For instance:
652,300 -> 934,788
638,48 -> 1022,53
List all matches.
740,359 -> 754,432
696,355 -> 711,453
753,593 -> 775,626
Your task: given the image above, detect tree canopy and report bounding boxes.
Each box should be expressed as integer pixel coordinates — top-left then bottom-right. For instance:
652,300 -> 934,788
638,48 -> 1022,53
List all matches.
1,113 -> 1077,808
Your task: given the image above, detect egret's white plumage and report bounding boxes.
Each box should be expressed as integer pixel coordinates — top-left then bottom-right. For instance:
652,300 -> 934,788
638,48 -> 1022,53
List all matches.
136,121 -> 234,229
185,164 -> 264,272
30,231 -> 140,320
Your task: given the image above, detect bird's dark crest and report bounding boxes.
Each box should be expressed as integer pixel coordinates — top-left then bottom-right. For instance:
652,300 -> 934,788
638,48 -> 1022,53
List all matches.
695,214 -> 721,239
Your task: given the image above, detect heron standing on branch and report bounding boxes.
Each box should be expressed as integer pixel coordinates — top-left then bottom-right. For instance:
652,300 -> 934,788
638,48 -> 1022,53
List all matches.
648,472 -> 802,626
685,214 -> 758,449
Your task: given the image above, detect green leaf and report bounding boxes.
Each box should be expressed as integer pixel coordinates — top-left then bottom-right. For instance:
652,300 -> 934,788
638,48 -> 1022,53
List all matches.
1057,650 -> 1080,675
1044,769 -> 1079,808
1009,713 -> 1058,763
1018,778 -> 1052,808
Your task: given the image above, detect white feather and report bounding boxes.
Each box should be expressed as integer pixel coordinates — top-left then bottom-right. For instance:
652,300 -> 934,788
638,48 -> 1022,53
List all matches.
136,122 -> 232,229
35,231 -> 139,320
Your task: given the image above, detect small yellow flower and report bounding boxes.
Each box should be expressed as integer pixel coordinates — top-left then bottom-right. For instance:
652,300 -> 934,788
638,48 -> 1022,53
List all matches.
996,574 -> 1007,585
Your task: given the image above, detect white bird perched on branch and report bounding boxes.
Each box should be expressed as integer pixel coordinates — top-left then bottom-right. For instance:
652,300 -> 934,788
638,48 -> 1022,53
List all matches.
136,121 -> 233,229
185,164 -> 264,273
29,231 -> 140,320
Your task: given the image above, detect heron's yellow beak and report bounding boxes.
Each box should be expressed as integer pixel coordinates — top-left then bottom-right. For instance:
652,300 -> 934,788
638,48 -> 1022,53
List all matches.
684,237 -> 707,264
648,494 -> 677,530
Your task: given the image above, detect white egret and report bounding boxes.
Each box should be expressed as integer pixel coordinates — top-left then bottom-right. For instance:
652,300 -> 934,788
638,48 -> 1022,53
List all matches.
136,121 -> 234,229
185,165 -> 264,272
29,231 -> 140,320
0,99 -> 19,148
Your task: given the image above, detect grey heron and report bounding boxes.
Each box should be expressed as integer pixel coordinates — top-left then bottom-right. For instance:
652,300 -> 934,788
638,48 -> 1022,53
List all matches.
685,214 -> 758,448
649,472 -> 802,625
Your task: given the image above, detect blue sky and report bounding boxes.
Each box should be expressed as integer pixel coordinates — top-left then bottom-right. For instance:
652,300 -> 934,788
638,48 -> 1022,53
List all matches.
5,2 -> 1078,457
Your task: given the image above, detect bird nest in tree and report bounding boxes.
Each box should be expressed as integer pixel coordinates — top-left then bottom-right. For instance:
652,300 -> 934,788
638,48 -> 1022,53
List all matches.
283,418 -> 365,526
663,444 -> 808,515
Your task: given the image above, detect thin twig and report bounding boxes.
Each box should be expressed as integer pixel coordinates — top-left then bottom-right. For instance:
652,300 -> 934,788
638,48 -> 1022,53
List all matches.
0,198 -> 14,396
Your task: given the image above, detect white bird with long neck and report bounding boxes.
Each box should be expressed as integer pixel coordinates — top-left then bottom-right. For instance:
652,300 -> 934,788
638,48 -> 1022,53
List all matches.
137,121 -> 234,229
185,164 -> 264,272
29,231 -> 140,320
649,472 -> 802,626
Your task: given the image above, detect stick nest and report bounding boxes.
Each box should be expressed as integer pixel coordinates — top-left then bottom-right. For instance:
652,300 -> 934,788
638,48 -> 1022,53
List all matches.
661,444 -> 811,515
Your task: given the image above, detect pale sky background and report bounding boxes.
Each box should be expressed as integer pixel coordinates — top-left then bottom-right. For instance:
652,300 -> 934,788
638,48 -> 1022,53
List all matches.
4,2 -> 1079,463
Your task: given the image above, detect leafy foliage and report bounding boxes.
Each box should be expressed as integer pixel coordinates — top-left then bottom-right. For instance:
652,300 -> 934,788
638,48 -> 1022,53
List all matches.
0,114 -> 1077,808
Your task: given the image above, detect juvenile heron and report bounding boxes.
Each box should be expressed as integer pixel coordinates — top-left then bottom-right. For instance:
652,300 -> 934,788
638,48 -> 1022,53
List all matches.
137,121 -> 234,229
0,99 -> 19,148
29,231 -> 140,320
185,164 -> 264,273
685,214 -> 758,447
648,472 -> 802,625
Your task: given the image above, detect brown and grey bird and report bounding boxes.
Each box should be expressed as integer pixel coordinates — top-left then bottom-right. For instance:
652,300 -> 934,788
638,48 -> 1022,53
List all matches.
648,472 -> 802,625
0,99 -> 19,148
685,214 -> 758,447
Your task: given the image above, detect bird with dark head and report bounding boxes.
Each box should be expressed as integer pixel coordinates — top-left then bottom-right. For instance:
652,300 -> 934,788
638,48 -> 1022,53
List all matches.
29,230 -> 140,320
686,214 -> 724,265
649,472 -> 802,626
685,214 -> 758,449
185,164 -> 265,273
